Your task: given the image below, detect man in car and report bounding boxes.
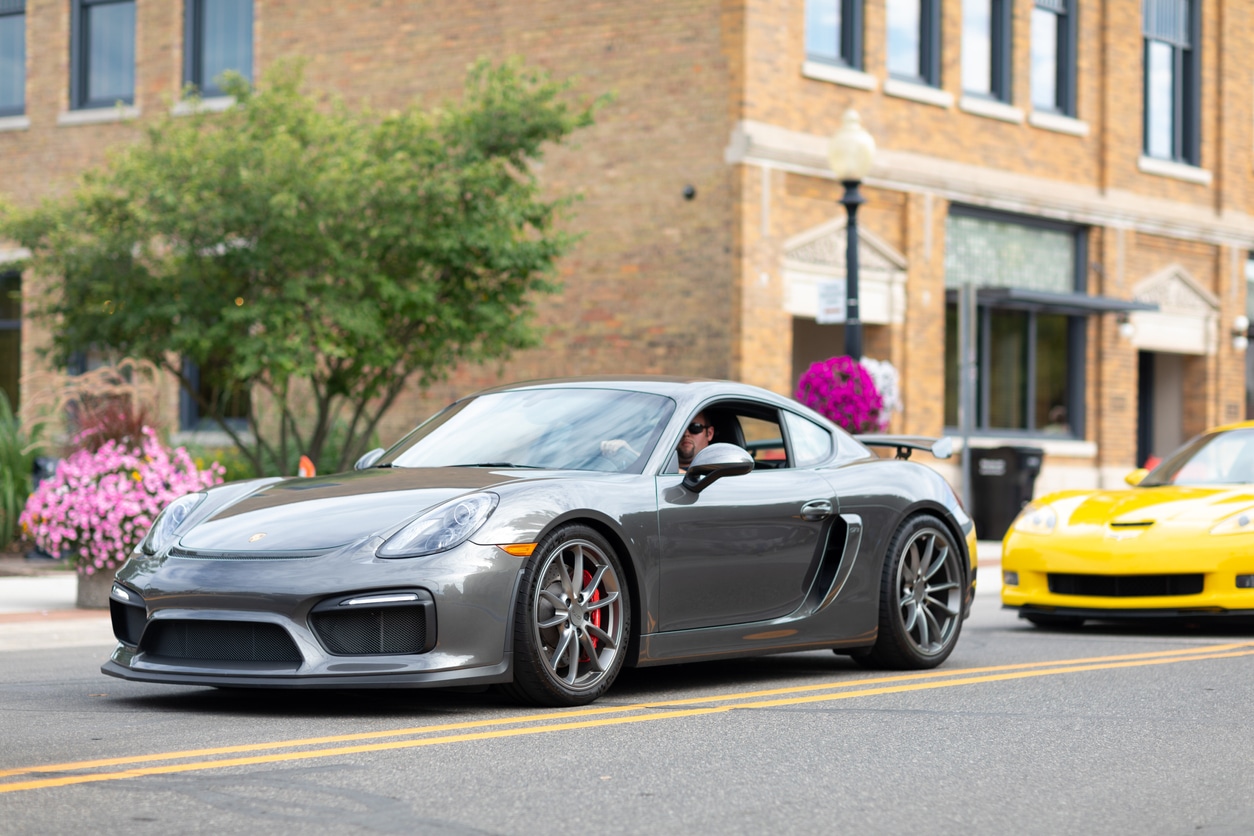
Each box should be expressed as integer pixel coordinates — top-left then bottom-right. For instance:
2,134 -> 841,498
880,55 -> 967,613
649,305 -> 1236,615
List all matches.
600,412 -> 714,472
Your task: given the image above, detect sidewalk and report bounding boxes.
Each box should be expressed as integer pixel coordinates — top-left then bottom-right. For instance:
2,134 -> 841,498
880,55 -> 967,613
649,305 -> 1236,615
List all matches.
0,554 -> 114,651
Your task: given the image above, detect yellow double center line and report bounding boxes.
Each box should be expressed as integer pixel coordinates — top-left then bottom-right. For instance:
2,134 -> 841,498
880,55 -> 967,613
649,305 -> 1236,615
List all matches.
4,642 -> 1252,794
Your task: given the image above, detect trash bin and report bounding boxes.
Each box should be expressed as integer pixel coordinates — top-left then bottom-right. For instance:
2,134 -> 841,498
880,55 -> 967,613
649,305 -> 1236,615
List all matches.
969,446 -> 1043,541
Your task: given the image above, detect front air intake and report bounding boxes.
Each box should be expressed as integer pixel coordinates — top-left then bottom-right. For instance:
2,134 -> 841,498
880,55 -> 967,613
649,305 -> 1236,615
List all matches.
310,589 -> 436,655
141,620 -> 303,664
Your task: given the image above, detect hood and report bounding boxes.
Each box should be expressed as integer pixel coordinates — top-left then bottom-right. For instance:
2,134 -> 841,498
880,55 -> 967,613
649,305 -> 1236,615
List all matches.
1063,485 -> 1254,527
178,467 -> 536,553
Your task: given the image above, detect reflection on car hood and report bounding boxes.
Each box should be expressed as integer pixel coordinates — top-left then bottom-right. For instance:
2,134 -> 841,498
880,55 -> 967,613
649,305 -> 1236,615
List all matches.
178,467 -> 537,553
1063,486 -> 1254,526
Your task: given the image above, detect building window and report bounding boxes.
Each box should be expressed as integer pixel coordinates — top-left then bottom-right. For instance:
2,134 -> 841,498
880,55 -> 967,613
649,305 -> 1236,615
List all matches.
180,357 -> 250,433
962,0 -> 1011,101
0,271 -> 19,410
0,0 -> 23,117
1031,0 -> 1075,114
806,0 -> 863,69
70,0 -> 136,110
887,0 -> 941,86
1143,0 -> 1199,164
943,210 -> 1087,436
184,0 -> 253,97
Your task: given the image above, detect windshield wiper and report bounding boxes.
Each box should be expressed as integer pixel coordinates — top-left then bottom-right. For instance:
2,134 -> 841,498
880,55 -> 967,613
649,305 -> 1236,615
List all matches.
450,462 -> 544,469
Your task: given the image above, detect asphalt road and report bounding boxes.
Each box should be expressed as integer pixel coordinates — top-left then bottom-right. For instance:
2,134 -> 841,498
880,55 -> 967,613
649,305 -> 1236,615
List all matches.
1,579 -> 1252,835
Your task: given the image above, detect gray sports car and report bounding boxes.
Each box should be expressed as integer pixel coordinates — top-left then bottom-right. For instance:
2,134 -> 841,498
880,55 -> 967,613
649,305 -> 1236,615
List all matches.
103,377 -> 977,706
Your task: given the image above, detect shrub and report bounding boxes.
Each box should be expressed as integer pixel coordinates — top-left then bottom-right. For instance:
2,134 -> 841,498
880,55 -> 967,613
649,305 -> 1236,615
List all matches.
20,427 -> 224,575
795,355 -> 884,434
0,391 -> 44,550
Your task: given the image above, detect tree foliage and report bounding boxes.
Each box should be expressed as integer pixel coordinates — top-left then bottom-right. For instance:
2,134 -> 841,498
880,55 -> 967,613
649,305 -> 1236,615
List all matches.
1,59 -> 601,474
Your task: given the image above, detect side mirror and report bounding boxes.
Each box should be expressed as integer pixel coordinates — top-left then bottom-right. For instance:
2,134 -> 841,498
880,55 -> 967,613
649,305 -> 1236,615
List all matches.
682,443 -> 754,493
354,447 -> 385,471
1124,468 -> 1148,487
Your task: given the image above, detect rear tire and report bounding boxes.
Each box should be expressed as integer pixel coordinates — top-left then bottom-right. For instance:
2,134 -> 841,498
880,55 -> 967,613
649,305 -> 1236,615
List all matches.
855,513 -> 965,670
502,525 -> 630,707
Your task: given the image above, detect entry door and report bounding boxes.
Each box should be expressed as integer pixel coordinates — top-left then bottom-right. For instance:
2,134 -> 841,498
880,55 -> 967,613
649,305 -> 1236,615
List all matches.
1138,351 -> 1184,467
656,469 -> 834,632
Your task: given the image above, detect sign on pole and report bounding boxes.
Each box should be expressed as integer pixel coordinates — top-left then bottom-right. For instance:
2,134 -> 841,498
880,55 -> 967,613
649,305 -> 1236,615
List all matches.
816,279 -> 847,324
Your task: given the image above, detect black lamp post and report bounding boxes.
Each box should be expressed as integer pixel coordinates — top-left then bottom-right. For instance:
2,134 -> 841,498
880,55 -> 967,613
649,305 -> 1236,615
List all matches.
827,110 -> 877,361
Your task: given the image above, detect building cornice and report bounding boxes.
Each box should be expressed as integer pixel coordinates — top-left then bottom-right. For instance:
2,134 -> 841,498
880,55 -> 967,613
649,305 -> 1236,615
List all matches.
726,120 -> 1254,249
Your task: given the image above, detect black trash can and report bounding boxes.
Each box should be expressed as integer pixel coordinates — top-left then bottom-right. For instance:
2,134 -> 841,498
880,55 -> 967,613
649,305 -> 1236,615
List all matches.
969,446 -> 1043,541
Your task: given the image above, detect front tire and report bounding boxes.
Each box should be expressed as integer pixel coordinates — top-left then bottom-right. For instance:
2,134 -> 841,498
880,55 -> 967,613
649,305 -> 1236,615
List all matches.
855,513 -> 965,669
503,525 -> 630,707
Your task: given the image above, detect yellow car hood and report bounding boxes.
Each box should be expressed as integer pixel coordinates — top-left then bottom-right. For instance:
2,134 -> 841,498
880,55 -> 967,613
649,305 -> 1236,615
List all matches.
1060,486 -> 1254,526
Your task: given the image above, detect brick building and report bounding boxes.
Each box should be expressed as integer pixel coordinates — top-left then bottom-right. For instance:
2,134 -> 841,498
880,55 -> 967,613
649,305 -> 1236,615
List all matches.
1,0 -> 1252,528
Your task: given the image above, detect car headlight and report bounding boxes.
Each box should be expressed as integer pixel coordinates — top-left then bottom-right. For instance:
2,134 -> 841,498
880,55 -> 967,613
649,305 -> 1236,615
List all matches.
141,493 -> 207,554
378,492 -> 499,558
1210,509 -> 1254,535
1011,503 -> 1057,535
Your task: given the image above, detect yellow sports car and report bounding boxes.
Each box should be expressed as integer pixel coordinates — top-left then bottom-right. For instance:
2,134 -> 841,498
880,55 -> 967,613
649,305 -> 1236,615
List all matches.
1002,420 -> 1254,627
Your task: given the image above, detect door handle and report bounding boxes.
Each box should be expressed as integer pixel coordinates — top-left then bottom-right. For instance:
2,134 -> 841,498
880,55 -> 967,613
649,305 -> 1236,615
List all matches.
800,499 -> 833,521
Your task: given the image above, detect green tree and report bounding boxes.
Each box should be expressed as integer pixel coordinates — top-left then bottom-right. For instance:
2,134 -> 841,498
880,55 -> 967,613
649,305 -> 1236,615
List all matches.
1,58 -> 600,475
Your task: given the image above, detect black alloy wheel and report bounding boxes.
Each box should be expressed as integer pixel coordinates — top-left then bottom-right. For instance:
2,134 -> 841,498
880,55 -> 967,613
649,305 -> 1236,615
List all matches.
503,524 -> 630,706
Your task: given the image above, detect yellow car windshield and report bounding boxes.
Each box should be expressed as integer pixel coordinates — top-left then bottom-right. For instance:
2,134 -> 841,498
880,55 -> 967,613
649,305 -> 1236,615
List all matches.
1141,428 -> 1254,487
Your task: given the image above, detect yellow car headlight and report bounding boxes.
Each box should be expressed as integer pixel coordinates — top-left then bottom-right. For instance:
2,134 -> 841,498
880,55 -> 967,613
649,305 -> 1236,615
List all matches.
1210,509 -> 1254,535
1012,503 -> 1057,535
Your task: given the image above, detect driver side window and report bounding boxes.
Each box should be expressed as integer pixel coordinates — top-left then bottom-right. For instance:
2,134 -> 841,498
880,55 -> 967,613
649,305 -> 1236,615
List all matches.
700,404 -> 789,469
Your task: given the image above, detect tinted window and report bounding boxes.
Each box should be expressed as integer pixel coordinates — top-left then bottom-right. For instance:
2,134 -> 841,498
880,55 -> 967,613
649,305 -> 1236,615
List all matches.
1141,428 -> 1254,486
784,411 -> 833,467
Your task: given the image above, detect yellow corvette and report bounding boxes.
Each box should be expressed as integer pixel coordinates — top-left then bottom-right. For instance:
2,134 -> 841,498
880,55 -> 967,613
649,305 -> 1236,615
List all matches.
1002,420 -> 1254,627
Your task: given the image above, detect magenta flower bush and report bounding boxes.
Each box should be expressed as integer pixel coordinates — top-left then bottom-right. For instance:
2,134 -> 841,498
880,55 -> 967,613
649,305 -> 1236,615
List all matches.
795,355 -> 885,434
20,427 -> 224,576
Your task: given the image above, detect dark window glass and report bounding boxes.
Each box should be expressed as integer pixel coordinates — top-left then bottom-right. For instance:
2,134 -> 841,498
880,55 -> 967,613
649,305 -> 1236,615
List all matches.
0,272 -> 20,410
180,357 -> 251,433
72,0 -> 135,109
1142,0 -> 1199,164
806,0 -> 863,69
186,0 -> 253,96
0,2 -> 24,116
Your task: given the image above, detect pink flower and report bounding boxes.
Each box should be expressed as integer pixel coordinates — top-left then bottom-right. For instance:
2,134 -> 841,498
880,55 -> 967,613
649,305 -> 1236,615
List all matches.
795,356 -> 885,434
19,426 -> 225,576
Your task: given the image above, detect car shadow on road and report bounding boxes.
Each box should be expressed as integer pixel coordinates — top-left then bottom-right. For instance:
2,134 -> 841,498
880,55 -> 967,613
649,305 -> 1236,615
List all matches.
103,650 -> 870,716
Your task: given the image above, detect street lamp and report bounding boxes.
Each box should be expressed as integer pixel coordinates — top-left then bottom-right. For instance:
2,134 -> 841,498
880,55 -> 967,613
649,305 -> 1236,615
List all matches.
828,109 -> 877,361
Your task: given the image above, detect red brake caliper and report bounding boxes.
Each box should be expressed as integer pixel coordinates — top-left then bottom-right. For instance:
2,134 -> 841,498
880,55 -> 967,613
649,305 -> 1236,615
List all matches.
579,569 -> 602,662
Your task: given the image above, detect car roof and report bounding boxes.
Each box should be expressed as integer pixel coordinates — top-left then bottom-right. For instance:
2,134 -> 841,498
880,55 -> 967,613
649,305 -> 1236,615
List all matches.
473,375 -> 807,412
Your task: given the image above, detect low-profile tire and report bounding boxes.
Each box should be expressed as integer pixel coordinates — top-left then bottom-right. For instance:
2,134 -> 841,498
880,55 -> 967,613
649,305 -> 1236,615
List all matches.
1023,613 -> 1085,629
502,524 -> 631,707
854,513 -> 965,670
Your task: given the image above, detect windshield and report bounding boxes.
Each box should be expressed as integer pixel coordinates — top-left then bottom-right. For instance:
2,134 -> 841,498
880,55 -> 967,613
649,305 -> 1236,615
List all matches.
1140,428 -> 1254,487
378,388 -> 676,473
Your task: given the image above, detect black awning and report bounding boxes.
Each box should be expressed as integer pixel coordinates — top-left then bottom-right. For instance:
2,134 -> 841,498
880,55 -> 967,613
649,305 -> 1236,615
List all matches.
967,288 -> 1160,315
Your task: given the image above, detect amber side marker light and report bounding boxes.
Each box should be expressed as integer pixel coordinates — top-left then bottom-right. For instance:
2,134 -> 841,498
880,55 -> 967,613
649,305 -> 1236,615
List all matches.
500,543 -> 538,557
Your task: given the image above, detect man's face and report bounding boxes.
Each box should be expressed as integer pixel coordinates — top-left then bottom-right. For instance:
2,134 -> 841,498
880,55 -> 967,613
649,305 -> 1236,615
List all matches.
677,414 -> 714,466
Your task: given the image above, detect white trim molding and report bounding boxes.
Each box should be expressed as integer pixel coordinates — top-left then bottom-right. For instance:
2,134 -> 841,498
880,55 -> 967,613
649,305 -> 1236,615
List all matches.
171,96 -> 237,117
1137,155 -> 1213,186
884,78 -> 953,109
57,105 -> 141,127
1028,111 -> 1089,136
0,247 -> 31,264
801,61 -> 877,91
959,95 -> 1024,124
0,115 -> 30,133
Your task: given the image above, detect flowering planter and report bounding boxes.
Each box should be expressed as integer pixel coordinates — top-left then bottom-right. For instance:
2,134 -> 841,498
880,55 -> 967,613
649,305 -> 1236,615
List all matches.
76,569 -> 115,610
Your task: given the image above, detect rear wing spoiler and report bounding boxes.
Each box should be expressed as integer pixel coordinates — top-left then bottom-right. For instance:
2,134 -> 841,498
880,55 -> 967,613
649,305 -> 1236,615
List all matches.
855,434 -> 954,461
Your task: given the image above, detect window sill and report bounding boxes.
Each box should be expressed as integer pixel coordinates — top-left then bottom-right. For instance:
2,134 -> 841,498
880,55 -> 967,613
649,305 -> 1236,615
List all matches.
801,61 -> 877,91
958,95 -> 1024,124
950,435 -> 1097,459
0,115 -> 30,132
1028,111 -> 1089,136
171,96 -> 237,116
884,78 -> 953,109
1137,155 -> 1212,185
57,105 -> 141,127
0,246 -> 31,264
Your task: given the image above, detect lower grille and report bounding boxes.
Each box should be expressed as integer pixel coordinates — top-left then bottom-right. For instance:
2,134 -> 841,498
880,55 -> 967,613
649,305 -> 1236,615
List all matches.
1048,573 -> 1204,597
312,606 -> 429,655
141,620 -> 303,663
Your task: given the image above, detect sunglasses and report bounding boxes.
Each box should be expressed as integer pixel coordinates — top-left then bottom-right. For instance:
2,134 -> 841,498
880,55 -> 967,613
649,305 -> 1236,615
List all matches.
686,422 -> 709,435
